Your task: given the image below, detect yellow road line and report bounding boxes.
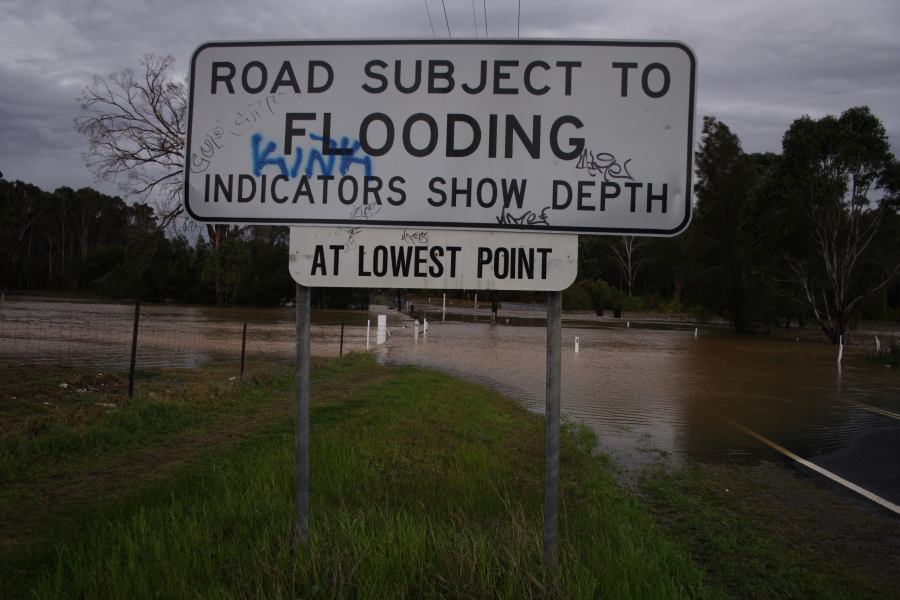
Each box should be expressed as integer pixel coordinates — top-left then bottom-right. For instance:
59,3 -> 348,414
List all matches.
841,398 -> 900,421
722,416 -> 900,516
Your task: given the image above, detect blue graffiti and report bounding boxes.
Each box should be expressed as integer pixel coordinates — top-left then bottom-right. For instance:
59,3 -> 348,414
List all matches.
251,133 -> 373,178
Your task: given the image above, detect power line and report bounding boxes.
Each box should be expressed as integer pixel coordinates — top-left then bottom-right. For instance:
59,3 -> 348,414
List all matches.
424,0 -> 436,37
517,0 -> 521,37
440,0 -> 452,37
472,0 -> 478,37
483,0 -> 488,37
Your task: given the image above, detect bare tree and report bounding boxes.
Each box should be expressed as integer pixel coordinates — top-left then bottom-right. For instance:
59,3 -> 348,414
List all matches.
77,54 -> 186,228
77,54 -> 237,305
606,235 -> 645,296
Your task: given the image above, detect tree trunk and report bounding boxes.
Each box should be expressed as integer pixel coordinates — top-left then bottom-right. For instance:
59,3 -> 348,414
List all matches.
208,223 -> 228,307
673,279 -> 684,305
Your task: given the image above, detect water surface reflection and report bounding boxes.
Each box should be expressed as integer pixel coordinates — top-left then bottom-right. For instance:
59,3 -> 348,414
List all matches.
3,296 -> 898,502
381,306 -> 900,502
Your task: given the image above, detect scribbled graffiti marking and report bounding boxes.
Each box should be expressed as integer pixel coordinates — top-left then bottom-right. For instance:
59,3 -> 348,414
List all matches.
190,127 -> 226,173
350,204 -> 381,220
495,205 -> 551,227
401,230 -> 429,244
337,227 -> 362,252
250,133 -> 373,179
231,94 -> 286,136
191,94 -> 287,173
575,150 -> 634,182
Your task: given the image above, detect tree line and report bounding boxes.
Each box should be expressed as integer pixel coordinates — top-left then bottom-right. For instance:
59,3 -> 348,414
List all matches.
3,54 -> 898,343
0,181 -> 297,306
571,108 -> 900,342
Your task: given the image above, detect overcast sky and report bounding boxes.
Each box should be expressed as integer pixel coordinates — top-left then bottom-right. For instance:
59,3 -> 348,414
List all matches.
2,0 -> 898,198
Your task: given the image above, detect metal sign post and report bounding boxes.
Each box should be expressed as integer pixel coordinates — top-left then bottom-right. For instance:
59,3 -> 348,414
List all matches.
294,284 -> 311,546
544,290 -> 562,567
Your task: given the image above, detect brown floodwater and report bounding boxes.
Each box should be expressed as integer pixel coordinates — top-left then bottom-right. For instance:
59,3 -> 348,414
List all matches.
2,296 -> 898,503
380,300 -> 900,503
0,296 -> 387,370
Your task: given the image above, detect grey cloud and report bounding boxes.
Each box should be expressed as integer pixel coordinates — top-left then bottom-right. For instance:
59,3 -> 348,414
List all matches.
2,0 -> 899,193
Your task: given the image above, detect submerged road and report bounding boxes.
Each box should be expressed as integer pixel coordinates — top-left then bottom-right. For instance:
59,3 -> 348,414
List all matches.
382,301 -> 900,509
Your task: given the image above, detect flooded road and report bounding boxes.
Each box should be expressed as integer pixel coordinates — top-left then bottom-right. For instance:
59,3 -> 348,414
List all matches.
2,296 -> 898,504
379,300 -> 900,505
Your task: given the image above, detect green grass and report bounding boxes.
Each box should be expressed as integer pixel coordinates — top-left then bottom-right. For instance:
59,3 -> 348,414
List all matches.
0,359 -> 358,480
0,357 -> 378,596
13,355 -> 716,599
639,462 -> 900,599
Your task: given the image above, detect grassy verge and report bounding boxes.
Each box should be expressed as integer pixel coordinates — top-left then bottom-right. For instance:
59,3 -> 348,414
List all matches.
639,461 -> 900,599
0,357 -> 379,597
5,354 -> 717,599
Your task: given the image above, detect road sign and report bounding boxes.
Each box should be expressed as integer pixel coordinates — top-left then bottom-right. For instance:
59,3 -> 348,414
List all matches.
288,227 -> 577,290
186,40 -> 696,235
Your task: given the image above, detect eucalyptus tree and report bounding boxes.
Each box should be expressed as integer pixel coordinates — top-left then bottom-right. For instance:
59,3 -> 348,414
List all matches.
760,107 -> 899,342
691,116 -> 763,332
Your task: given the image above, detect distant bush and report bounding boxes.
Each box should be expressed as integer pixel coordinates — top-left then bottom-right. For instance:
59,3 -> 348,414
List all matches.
872,340 -> 898,367
563,279 -> 637,313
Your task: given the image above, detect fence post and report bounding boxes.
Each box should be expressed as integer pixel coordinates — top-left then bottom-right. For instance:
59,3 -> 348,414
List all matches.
128,300 -> 141,399
240,322 -> 248,380
339,321 -> 345,358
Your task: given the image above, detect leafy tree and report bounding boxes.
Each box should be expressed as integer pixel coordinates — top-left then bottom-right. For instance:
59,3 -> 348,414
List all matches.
756,107 -> 899,342
0,181 -> 139,292
232,227 -> 293,306
577,236 -> 612,283
201,236 -> 252,307
95,203 -> 164,299
0,180 -> 52,290
690,116 -> 765,333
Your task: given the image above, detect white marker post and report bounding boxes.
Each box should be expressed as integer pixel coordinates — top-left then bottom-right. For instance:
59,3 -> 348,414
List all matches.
574,336 -> 580,353
377,315 -> 387,345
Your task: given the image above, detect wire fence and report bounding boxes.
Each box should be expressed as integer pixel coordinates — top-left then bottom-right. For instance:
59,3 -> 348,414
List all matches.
0,297 -> 385,374
2,296 -> 896,375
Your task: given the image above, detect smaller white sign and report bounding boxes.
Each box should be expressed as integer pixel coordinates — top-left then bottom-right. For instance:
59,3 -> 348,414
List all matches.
289,227 -> 577,290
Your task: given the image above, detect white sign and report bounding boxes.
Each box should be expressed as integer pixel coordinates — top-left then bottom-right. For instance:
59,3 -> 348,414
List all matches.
186,40 -> 696,235
288,227 -> 577,290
